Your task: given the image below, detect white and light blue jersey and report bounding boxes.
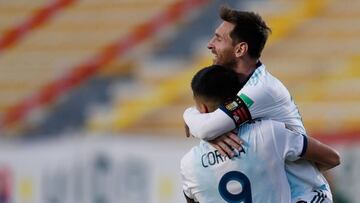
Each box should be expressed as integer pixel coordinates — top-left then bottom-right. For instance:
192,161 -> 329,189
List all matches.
183,63 -> 332,201
183,63 -> 306,139
181,120 -> 306,203
240,63 -> 332,201
237,63 -> 305,134
242,63 -> 332,201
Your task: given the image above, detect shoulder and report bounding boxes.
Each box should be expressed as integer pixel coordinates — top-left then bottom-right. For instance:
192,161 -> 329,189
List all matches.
180,144 -> 204,171
238,119 -> 275,137
257,120 -> 301,145
180,149 -> 194,179
240,65 -> 290,102
181,148 -> 196,168
247,119 -> 286,136
259,119 -> 287,133
261,66 -> 291,97
180,143 -> 210,184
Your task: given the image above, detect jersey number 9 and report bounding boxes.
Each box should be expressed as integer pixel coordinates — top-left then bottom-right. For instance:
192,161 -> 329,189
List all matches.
218,171 -> 252,203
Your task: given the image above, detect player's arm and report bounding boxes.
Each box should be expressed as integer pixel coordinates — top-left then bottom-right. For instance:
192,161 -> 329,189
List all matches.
302,136 -> 340,171
184,193 -> 196,203
184,93 -> 254,154
183,95 -> 252,140
184,76 -> 273,138
183,106 -> 237,140
183,96 -> 252,156
275,123 -> 340,171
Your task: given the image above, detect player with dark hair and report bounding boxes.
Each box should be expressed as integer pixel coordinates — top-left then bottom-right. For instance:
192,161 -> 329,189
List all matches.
191,65 -> 242,115
183,6 -> 339,202
181,65 -> 340,203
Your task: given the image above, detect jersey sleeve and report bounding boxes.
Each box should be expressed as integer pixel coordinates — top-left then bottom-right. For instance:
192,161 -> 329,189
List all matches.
216,78 -> 281,128
271,122 -> 308,161
183,107 -> 236,140
237,81 -> 276,119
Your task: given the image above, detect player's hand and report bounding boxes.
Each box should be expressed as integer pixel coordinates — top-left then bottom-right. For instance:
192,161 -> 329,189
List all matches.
208,132 -> 243,158
185,123 -> 191,137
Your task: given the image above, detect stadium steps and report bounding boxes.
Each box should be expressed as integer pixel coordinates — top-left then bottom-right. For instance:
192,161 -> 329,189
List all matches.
86,0 -> 334,135
86,59 -> 204,134
261,0 -> 360,134
0,0 -> 49,33
0,0 -> 176,117
0,0 -> 73,118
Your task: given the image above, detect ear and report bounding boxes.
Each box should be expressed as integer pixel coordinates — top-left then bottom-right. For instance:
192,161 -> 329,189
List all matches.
194,96 -> 210,113
200,103 -> 209,113
234,42 -> 248,57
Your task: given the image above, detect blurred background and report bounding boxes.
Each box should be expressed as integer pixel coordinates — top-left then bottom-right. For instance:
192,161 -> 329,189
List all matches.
0,0 -> 359,202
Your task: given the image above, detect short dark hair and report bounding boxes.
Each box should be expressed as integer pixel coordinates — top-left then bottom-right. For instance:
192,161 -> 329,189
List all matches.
191,65 -> 241,103
220,6 -> 271,59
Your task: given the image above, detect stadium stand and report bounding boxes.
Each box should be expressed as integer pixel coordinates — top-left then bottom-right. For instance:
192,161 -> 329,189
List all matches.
89,0 -> 350,136
0,0 -> 210,136
105,0 -> 360,139
0,0 -> 359,140
262,0 -> 360,136
0,0 -> 52,38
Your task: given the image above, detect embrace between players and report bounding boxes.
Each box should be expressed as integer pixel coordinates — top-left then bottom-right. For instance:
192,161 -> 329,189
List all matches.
180,6 -> 340,203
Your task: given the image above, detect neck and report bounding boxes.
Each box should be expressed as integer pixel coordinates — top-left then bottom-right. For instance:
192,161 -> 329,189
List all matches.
233,57 -> 258,82
205,102 -> 219,113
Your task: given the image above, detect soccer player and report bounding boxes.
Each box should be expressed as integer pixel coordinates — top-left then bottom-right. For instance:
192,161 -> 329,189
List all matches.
181,65 -> 340,203
183,6 -> 340,202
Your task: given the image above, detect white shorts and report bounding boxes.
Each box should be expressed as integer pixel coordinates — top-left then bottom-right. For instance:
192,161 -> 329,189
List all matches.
293,190 -> 332,203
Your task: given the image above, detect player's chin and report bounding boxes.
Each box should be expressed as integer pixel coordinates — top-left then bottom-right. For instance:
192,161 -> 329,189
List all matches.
212,58 -> 221,65
213,60 -> 226,66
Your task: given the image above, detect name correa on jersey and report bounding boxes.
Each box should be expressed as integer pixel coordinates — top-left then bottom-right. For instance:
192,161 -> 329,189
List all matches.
201,149 -> 246,168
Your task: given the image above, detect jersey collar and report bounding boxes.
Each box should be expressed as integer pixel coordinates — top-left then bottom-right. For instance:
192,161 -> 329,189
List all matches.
240,61 -> 263,87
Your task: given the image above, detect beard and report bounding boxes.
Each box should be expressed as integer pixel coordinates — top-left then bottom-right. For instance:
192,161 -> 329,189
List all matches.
212,54 -> 237,70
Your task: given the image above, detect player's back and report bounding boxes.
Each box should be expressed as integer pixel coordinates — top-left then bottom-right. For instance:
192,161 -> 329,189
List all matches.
181,120 -> 303,203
